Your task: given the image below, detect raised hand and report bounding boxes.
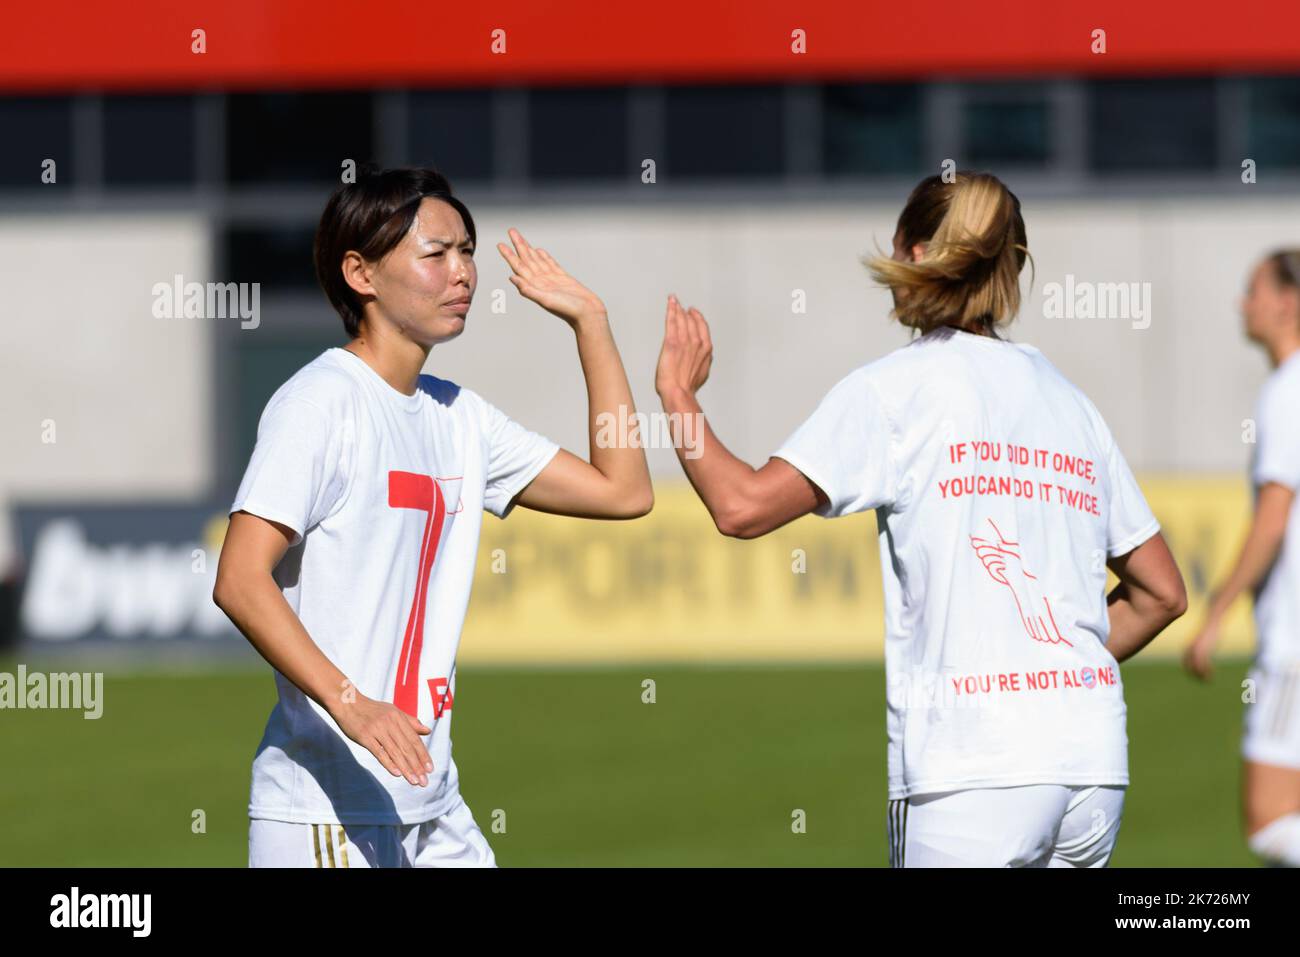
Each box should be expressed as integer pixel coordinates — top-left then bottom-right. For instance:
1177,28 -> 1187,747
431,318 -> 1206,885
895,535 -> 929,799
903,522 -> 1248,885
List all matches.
496,227 -> 606,328
655,294 -> 713,399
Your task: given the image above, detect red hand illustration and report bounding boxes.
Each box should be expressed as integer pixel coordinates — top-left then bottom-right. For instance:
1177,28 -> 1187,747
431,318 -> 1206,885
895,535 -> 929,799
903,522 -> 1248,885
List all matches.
970,518 -> 1072,647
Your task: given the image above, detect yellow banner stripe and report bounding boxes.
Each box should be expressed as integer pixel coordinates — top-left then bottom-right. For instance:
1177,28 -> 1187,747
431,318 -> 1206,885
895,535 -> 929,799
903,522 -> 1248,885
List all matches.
457,477 -> 1259,664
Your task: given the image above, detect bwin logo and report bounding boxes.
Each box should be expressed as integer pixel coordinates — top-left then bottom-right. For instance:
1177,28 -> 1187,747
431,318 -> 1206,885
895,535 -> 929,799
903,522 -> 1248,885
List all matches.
50,887 -> 151,938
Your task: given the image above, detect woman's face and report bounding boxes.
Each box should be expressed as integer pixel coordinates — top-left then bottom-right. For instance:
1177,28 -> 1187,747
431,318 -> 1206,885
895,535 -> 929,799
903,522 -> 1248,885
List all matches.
1241,259 -> 1297,345
358,197 -> 477,347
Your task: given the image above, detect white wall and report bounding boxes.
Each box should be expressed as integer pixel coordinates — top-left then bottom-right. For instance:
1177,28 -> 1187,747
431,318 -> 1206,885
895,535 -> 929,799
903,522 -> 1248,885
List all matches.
2,195 -> 1294,514
0,213 -> 212,500
432,195 -> 1295,477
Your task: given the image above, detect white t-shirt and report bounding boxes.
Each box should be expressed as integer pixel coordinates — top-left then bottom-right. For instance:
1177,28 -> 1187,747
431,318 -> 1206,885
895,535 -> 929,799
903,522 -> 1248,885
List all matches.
1250,350 -> 1300,669
229,347 -> 559,825
773,328 -> 1160,800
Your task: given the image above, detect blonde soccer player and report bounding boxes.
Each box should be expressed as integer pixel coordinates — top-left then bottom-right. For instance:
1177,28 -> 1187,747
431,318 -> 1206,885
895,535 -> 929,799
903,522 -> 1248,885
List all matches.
213,166 -> 652,868
1185,249 -> 1300,866
654,171 -> 1187,867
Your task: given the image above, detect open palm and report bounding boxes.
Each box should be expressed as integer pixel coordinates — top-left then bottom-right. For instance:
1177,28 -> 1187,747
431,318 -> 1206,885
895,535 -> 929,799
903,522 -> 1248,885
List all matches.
655,295 -> 713,397
497,228 -> 605,327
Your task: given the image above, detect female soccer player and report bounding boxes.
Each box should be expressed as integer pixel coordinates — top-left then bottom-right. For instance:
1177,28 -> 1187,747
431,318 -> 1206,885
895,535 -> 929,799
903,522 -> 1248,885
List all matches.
1184,249 -> 1300,866
654,170 -> 1187,867
213,166 -> 652,867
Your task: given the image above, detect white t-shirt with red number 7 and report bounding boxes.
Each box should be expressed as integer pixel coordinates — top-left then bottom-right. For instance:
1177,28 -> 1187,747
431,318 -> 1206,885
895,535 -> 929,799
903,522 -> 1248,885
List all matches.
230,347 -> 559,826
773,327 -> 1160,801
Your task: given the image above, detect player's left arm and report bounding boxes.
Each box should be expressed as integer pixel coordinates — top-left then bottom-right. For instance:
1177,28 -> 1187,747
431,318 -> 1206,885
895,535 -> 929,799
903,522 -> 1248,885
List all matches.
1104,531 -> 1188,664
654,295 -> 826,538
1205,481 -> 1294,612
497,228 -> 653,519
1184,480 -> 1294,678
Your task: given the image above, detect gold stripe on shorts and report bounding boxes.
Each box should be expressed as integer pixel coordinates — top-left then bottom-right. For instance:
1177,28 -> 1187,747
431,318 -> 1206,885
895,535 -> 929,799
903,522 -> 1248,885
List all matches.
312,824 -> 322,868
337,826 -> 350,868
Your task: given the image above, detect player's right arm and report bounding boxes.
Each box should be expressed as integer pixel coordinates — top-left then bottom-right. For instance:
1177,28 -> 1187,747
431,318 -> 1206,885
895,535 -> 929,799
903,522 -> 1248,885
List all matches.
1104,532 -> 1187,663
213,512 -> 434,788
654,296 -> 830,538
1183,481 -> 1293,679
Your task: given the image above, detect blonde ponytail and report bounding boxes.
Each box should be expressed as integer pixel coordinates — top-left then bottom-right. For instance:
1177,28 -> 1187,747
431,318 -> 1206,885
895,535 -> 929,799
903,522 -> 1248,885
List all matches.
866,171 -> 1030,335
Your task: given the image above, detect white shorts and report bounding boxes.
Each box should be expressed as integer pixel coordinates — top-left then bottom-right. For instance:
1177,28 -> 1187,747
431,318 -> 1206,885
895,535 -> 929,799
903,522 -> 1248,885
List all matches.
1243,664 -> 1300,770
887,784 -> 1125,868
249,797 -> 496,868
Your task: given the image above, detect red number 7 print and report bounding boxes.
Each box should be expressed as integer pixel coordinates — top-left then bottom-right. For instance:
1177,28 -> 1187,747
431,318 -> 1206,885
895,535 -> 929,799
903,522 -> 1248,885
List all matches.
388,471 -> 447,717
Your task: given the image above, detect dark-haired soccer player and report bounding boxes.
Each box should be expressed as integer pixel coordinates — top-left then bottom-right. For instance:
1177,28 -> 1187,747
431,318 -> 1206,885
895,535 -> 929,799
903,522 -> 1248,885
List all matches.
214,167 -> 652,867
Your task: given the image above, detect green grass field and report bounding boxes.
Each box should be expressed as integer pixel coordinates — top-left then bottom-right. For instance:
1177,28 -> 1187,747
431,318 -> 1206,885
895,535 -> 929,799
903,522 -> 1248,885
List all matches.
0,658 -> 1256,866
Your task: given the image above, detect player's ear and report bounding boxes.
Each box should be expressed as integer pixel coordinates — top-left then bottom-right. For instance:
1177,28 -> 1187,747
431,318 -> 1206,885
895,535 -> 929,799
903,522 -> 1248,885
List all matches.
341,250 -> 377,299
910,242 -> 927,263
1282,285 -> 1300,322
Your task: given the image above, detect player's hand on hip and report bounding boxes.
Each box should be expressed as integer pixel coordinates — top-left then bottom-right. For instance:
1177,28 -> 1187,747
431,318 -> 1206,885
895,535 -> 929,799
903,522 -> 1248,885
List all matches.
497,227 -> 606,328
330,693 -> 433,787
655,294 -> 713,399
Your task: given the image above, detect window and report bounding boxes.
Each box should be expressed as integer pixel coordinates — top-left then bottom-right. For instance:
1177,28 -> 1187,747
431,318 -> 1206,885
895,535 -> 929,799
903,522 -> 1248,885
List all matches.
104,96 -> 195,186
0,96 -> 74,188
222,226 -> 319,296
530,87 -> 628,182
1088,79 -> 1216,172
822,83 -> 922,176
408,89 -> 494,182
963,87 -> 1051,167
1248,77 -> 1300,169
665,85 -> 785,179
227,92 -> 373,185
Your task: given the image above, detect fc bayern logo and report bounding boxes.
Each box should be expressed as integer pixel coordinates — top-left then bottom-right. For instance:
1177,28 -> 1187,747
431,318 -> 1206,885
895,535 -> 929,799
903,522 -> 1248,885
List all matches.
1080,667 -> 1096,688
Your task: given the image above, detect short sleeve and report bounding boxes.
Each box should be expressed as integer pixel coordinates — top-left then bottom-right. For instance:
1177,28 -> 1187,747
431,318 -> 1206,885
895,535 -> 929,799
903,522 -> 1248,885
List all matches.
229,396 -> 351,547
1252,382 -> 1300,491
771,370 -> 897,518
1104,435 -> 1160,557
479,398 -> 561,519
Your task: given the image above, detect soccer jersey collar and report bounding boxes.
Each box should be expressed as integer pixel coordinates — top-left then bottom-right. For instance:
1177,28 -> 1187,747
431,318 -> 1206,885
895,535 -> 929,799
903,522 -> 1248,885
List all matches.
331,347 -> 425,413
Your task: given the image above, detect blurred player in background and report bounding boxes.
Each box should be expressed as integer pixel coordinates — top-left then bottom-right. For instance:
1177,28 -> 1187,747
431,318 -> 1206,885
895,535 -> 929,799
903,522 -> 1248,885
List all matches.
213,166 -> 652,867
655,170 -> 1187,867
1184,249 -> 1300,866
